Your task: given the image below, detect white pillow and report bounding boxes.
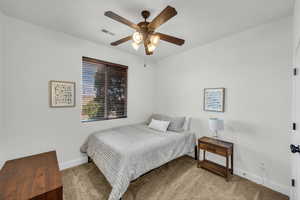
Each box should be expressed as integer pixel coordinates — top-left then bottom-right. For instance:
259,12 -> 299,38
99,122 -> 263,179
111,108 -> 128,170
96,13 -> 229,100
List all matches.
148,119 -> 170,132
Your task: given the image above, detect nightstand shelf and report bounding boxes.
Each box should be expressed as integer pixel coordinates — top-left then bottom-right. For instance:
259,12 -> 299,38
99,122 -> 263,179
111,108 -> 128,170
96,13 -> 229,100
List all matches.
198,137 -> 234,181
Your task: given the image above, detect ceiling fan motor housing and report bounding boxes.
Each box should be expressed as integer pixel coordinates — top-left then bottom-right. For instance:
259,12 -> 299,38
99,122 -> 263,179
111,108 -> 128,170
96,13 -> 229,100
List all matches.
141,10 -> 150,21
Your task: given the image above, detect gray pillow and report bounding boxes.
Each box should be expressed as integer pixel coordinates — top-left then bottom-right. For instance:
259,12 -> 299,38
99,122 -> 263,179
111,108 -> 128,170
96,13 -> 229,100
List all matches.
168,116 -> 186,132
147,114 -> 185,132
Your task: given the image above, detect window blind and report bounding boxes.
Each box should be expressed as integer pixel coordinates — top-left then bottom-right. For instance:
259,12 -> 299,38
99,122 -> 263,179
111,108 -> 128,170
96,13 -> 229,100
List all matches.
81,57 -> 128,122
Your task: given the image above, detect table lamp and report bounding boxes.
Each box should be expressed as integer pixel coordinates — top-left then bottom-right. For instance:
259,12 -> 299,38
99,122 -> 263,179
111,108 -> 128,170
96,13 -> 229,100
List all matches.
208,118 -> 224,138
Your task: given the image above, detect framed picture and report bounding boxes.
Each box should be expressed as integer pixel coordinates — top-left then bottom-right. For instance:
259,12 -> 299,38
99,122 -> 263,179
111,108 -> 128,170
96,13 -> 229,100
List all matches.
49,80 -> 76,107
204,88 -> 225,112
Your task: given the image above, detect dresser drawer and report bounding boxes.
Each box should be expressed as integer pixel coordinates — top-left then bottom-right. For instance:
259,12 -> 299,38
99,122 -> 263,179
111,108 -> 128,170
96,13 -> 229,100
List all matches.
199,143 -> 228,156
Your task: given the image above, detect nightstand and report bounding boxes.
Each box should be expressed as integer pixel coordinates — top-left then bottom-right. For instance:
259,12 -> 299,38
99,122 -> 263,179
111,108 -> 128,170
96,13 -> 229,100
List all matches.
197,136 -> 234,181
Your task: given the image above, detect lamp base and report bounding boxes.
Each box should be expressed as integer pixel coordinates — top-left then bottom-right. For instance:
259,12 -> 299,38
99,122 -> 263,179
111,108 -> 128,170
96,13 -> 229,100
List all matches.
213,131 -> 219,138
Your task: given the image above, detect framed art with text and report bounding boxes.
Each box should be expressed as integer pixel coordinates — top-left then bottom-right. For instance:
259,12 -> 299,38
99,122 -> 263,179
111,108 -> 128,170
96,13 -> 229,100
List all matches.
204,88 -> 225,112
49,80 -> 76,107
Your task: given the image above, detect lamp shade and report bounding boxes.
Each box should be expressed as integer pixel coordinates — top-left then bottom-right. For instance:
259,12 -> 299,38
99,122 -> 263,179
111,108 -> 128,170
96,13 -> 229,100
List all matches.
131,42 -> 140,51
132,31 -> 143,44
208,118 -> 224,132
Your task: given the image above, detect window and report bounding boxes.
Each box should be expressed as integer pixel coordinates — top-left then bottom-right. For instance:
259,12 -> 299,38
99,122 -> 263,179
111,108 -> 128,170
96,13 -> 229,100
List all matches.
81,57 -> 128,122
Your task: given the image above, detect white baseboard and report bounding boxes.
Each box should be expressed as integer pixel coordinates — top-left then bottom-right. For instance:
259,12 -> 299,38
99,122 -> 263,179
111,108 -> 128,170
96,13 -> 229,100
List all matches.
236,168 -> 290,196
58,156 -> 290,197
185,153 -> 289,197
59,156 -> 88,170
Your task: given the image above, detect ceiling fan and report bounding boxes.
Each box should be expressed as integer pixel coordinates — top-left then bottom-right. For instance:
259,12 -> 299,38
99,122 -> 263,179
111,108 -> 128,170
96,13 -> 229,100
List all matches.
104,6 -> 185,55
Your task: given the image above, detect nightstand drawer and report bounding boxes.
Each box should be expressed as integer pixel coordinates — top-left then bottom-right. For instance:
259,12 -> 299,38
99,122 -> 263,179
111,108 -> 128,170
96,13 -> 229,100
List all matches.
199,143 -> 228,156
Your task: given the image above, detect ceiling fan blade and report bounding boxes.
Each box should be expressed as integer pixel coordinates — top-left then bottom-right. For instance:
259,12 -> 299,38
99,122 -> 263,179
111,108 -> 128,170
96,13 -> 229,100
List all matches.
156,32 -> 185,46
111,36 -> 132,46
105,11 -> 139,30
148,6 -> 177,30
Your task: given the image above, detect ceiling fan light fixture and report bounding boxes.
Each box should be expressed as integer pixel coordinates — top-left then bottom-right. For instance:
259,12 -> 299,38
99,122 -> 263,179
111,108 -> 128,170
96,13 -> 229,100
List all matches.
131,42 -> 140,51
132,31 -> 143,44
148,43 -> 156,52
150,34 -> 160,45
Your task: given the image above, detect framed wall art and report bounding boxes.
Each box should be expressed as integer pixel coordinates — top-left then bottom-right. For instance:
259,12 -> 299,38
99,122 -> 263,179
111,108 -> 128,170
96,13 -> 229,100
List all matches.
204,88 -> 225,112
49,80 -> 76,107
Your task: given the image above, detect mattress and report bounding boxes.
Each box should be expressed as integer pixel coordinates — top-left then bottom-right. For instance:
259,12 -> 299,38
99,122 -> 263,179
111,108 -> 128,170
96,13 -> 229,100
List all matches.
80,123 -> 196,200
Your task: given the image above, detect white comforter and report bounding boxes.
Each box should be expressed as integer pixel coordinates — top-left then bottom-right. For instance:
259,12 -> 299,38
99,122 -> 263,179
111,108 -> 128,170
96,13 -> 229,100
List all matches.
80,124 -> 196,200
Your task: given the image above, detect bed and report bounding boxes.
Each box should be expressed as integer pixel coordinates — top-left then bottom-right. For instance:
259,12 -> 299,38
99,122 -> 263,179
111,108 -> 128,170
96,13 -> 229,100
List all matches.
80,123 -> 196,200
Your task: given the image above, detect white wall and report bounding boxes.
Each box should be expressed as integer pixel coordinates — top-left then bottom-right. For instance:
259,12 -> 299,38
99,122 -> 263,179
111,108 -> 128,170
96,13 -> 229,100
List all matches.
0,11 -> 4,165
294,1 -> 300,52
154,17 -> 292,194
0,12 -> 3,126
0,15 -> 155,169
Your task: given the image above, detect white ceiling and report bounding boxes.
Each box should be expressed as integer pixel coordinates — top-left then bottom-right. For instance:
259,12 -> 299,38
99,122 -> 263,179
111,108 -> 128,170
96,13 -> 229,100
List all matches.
0,0 -> 294,61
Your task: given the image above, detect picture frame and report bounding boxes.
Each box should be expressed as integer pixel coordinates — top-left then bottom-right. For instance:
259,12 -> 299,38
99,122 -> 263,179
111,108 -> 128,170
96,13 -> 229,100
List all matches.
203,88 -> 225,112
49,80 -> 76,108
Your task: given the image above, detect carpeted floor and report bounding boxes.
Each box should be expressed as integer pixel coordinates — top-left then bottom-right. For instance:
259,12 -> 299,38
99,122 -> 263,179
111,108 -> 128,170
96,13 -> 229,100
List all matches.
62,156 -> 289,200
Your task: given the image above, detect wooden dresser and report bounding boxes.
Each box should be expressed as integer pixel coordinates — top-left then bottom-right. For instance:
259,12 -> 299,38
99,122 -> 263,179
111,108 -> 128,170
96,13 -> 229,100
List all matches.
0,151 -> 63,200
198,137 -> 234,181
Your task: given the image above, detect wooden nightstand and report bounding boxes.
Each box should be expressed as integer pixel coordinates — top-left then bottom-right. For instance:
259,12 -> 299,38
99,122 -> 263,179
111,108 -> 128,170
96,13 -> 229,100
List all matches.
198,136 -> 234,181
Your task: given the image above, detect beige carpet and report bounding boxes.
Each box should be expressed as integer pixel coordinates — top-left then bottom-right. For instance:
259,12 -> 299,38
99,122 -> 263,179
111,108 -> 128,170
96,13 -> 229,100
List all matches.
62,156 -> 288,200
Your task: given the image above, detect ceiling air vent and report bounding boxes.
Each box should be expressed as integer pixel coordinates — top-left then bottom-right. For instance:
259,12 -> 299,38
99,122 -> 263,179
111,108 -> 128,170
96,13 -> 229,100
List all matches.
101,29 -> 115,36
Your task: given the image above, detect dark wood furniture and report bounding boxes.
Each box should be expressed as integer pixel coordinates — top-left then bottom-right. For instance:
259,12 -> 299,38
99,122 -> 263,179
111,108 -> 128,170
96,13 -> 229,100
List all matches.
197,137 -> 234,181
0,151 -> 63,200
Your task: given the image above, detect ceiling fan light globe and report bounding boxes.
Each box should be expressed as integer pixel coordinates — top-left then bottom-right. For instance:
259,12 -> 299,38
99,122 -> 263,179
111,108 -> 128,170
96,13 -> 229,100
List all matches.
131,42 -> 140,51
148,43 -> 156,52
132,31 -> 143,44
150,35 -> 160,45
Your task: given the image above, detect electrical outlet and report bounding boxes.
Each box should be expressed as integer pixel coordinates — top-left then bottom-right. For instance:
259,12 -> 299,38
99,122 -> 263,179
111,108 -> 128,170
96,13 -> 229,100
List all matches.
259,162 -> 267,185
259,162 -> 265,170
